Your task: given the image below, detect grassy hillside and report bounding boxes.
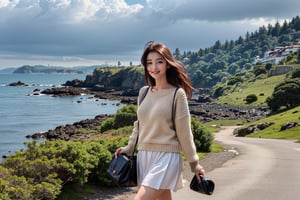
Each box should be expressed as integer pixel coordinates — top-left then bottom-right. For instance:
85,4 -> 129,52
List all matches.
210,69 -> 300,142
216,74 -> 286,106
203,106 -> 300,142
245,106 -> 300,141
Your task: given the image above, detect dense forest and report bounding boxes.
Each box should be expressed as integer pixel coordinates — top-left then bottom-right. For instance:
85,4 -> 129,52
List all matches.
176,16 -> 300,90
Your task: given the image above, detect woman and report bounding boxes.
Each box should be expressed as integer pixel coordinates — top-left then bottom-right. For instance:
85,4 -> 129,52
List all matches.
115,41 -> 205,200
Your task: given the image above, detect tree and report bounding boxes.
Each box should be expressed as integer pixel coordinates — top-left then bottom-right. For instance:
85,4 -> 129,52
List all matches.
245,32 -> 250,41
244,63 -> 252,70
292,68 -> 300,78
213,40 -> 222,51
236,36 -> 244,45
259,25 -> 268,35
265,63 -> 272,71
174,48 -> 181,60
254,65 -> 267,76
266,79 -> 300,111
228,63 -> 239,74
280,20 -> 289,34
227,75 -> 243,85
272,21 -> 281,36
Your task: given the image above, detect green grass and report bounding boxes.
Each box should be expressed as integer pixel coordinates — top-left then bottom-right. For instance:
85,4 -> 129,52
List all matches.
203,119 -> 244,133
210,142 -> 225,153
241,106 -> 300,141
197,142 -> 225,160
217,74 -> 286,106
202,107 -> 300,142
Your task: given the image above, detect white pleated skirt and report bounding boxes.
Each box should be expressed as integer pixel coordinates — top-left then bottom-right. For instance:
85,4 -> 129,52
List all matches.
137,150 -> 184,192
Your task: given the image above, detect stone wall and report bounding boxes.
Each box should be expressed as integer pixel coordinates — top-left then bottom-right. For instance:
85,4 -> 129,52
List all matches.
268,66 -> 294,76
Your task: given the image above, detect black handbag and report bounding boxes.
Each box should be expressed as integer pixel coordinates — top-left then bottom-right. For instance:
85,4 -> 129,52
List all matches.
107,154 -> 137,187
190,175 -> 215,195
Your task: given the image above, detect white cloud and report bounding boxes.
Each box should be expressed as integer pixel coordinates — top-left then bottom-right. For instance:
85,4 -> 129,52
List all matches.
0,0 -> 10,8
0,0 -> 299,68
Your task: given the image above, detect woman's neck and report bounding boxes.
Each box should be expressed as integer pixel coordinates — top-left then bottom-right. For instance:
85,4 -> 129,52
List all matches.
153,82 -> 173,90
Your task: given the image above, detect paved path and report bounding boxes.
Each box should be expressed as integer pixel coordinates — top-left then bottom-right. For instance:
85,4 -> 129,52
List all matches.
173,126 -> 300,200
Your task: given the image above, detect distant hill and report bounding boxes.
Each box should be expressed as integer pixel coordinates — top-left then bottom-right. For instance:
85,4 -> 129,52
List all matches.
12,65 -> 104,74
0,67 -> 17,74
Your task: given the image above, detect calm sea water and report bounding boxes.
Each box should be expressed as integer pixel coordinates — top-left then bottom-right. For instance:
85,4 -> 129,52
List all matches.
0,73 -> 122,161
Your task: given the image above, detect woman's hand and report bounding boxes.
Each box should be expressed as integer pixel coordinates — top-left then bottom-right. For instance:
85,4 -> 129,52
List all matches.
195,168 -> 206,182
114,147 -> 124,158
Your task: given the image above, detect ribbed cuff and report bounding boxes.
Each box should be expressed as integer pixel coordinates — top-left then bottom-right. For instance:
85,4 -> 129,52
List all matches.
189,161 -> 203,173
121,145 -> 132,155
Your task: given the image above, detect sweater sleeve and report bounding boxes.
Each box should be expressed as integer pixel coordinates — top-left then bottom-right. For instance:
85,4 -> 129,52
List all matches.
121,120 -> 139,155
174,88 -> 203,172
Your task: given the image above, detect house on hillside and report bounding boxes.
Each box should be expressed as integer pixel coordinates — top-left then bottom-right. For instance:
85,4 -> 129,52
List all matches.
254,41 -> 300,65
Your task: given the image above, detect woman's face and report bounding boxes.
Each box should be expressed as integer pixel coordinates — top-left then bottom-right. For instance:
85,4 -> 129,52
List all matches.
146,51 -> 168,81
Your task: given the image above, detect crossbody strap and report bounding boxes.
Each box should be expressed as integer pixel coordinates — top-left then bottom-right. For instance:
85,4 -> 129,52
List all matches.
172,87 -> 179,131
139,86 -> 150,106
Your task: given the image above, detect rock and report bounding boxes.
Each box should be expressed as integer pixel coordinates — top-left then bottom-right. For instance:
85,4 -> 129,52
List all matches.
197,95 -> 212,103
27,115 -> 111,141
8,81 -> 28,86
190,104 -> 269,123
233,122 -> 274,137
280,122 -> 300,131
64,79 -> 84,87
41,87 -> 87,96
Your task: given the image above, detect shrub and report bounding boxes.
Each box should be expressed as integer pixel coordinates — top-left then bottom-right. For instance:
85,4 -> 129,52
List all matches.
254,65 -> 267,76
191,117 -> 214,152
99,105 -> 137,133
114,105 -> 137,128
0,139 -> 123,199
0,164 -> 62,200
265,63 -> 272,71
292,68 -> 300,78
99,117 -> 115,133
245,94 -> 258,104
227,75 -> 243,85
266,79 -> 300,111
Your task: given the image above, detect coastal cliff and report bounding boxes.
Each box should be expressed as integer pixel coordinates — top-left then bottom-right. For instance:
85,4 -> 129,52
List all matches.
65,66 -> 146,95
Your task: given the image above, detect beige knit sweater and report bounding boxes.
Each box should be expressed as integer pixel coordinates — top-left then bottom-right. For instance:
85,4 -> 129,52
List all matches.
122,86 -> 202,172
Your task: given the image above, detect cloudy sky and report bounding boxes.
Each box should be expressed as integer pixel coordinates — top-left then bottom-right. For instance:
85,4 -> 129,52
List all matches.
0,0 -> 299,69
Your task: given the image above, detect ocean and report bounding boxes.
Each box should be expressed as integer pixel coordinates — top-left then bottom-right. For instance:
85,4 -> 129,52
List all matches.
0,73 -> 122,161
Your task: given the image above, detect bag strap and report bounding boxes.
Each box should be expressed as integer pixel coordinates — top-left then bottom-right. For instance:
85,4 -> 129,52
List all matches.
172,87 -> 179,131
139,86 -> 150,106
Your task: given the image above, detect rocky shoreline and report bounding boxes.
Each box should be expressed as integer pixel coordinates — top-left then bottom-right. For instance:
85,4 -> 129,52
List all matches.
25,86 -> 269,141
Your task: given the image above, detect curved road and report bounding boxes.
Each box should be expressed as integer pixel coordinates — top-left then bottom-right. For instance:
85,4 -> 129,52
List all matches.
173,126 -> 300,200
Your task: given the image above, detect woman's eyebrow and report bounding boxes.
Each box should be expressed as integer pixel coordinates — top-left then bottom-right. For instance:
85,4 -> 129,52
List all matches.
147,57 -> 164,61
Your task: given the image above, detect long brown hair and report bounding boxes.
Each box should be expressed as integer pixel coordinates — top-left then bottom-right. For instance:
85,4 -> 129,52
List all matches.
141,41 -> 194,99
